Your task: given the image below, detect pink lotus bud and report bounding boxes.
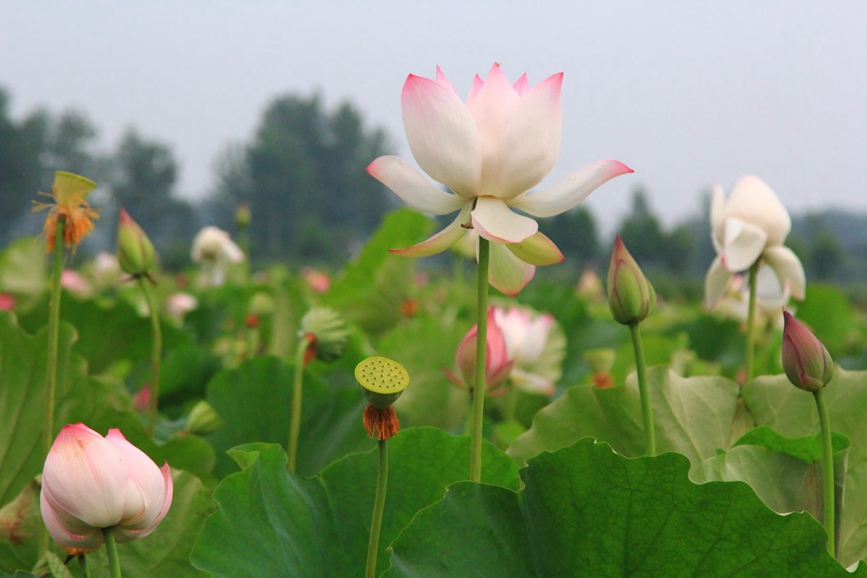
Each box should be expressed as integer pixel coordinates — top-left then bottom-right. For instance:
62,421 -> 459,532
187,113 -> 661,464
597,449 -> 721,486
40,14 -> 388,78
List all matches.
782,310 -> 834,392
444,307 -> 514,395
116,208 -> 156,276
40,423 -> 173,550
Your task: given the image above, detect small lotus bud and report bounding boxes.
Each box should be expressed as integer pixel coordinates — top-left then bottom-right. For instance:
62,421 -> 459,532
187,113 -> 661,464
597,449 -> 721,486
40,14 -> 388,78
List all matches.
117,208 -> 156,276
782,310 -> 834,392
235,203 -> 251,228
248,292 -> 274,316
299,307 -> 348,362
607,236 -> 656,325
185,400 -> 224,435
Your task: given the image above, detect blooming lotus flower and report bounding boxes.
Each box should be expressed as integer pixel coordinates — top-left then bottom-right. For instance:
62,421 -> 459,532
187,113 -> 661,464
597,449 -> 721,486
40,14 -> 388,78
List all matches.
705,175 -> 805,309
368,63 -> 633,295
191,226 -> 244,286
715,264 -> 790,328
444,307 -> 514,395
40,423 -> 173,550
494,306 -> 564,396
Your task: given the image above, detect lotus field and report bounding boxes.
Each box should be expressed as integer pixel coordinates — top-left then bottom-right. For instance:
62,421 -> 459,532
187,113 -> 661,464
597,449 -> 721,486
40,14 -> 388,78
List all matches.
3,63 -> 867,577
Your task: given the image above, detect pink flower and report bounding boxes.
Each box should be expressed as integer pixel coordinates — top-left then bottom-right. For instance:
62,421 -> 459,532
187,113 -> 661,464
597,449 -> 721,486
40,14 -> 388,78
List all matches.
782,310 -> 834,392
445,307 -> 514,395
301,267 -> 331,293
0,293 -> 14,311
40,423 -> 173,550
494,307 -> 561,396
368,63 -> 632,295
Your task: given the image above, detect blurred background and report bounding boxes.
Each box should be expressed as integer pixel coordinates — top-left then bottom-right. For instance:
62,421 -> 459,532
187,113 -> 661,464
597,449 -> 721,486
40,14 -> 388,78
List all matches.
1,1 -> 865,287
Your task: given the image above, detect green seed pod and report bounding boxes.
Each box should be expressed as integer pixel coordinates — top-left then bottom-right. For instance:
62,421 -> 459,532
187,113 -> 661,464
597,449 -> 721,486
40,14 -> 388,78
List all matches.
185,400 -> 224,435
299,307 -> 348,362
355,356 -> 410,408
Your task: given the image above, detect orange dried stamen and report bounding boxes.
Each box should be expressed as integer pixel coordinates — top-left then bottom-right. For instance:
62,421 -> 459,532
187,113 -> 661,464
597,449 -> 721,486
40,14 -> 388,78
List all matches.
362,404 -> 400,441
33,192 -> 99,253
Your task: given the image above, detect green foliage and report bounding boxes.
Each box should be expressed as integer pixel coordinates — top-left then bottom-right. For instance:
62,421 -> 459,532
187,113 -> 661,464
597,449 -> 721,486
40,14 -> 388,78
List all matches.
508,367 -> 740,469
204,356 -> 373,478
387,438 -> 847,577
191,429 -> 519,577
742,369 -> 867,566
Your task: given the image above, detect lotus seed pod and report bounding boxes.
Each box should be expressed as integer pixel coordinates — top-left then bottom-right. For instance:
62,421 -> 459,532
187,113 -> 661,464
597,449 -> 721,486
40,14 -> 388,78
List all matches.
299,307 -> 348,362
355,356 -> 410,409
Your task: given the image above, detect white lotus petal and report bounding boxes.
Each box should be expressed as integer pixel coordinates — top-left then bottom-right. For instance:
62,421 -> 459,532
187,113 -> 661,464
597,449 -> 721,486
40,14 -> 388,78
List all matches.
367,156 -> 465,215
510,159 -> 633,217
705,256 -> 734,309
710,185 -> 725,247
763,245 -> 806,300
722,217 -> 767,272
726,175 -> 791,246
472,197 -> 538,243
488,241 -> 535,296
390,204 -> 472,258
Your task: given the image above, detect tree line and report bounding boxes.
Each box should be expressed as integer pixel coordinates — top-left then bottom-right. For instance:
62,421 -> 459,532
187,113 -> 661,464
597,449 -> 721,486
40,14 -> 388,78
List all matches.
0,84 -> 860,287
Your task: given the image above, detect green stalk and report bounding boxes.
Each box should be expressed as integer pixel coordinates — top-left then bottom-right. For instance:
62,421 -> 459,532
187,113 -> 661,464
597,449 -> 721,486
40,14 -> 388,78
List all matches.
470,237 -> 490,483
744,260 -> 760,382
40,218 -> 66,557
365,439 -> 388,578
138,277 -> 162,436
814,389 -> 836,558
77,553 -> 88,578
629,321 -> 656,456
102,527 -> 122,578
287,335 -> 313,472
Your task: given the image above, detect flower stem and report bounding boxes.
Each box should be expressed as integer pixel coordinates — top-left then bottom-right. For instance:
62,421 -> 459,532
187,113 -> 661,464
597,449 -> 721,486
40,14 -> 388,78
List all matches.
40,218 -> 65,557
138,277 -> 162,436
814,389 -> 836,558
470,237 -> 490,483
365,438 -> 388,578
77,553 -> 88,578
629,321 -> 656,456
102,527 -> 122,578
744,260 -> 760,382
287,335 -> 312,473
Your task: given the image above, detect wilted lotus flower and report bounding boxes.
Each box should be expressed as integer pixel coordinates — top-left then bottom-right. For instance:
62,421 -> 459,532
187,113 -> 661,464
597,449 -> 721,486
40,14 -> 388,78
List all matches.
445,307 -> 514,395
782,310 -> 834,392
40,423 -> 173,550
494,306 -> 563,396
705,176 -> 805,309
191,226 -> 244,286
368,63 -> 632,295
715,264 -> 790,327
32,171 -> 99,252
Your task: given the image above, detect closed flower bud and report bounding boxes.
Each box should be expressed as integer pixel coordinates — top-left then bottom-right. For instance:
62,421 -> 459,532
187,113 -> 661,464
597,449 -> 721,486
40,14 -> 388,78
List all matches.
607,236 -> 656,325
299,307 -> 348,363
40,423 -> 173,550
116,208 -> 156,276
782,310 -> 834,392
444,307 -> 514,396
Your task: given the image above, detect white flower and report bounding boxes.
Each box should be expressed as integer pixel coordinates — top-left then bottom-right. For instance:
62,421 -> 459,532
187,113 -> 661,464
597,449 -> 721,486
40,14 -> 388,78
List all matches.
191,226 -> 244,286
368,63 -> 632,295
705,175 -> 805,309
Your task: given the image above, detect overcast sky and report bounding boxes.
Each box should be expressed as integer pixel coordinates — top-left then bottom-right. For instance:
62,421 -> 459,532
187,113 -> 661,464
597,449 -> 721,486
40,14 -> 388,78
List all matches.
2,1 -> 865,232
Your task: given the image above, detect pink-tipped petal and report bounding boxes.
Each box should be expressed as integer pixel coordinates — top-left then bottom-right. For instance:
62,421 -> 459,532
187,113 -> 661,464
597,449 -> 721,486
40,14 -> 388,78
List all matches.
513,73 -> 530,96
511,160 -> 633,217
466,74 -> 485,106
763,245 -> 806,301
506,231 -> 565,266
482,72 -> 564,199
41,424 -> 128,529
488,241 -> 535,295
471,197 -> 538,243
722,217 -> 767,272
390,204 -> 472,258
434,66 -> 456,94
726,175 -> 791,246
402,75 -> 481,196
705,256 -> 734,309
367,156 -> 466,215
105,429 -> 172,532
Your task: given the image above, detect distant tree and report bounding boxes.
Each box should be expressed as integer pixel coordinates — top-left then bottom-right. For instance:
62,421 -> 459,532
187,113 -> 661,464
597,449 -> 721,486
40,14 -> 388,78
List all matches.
544,206 -> 600,265
243,93 -> 392,262
616,186 -> 667,267
0,89 -> 44,244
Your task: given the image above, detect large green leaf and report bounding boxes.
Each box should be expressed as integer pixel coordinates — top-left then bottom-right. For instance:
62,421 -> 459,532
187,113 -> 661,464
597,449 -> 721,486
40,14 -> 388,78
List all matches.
204,356 -> 373,478
508,366 -> 739,470
743,369 -> 867,567
191,428 -> 520,577
0,238 -> 45,299
387,438 -> 849,577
